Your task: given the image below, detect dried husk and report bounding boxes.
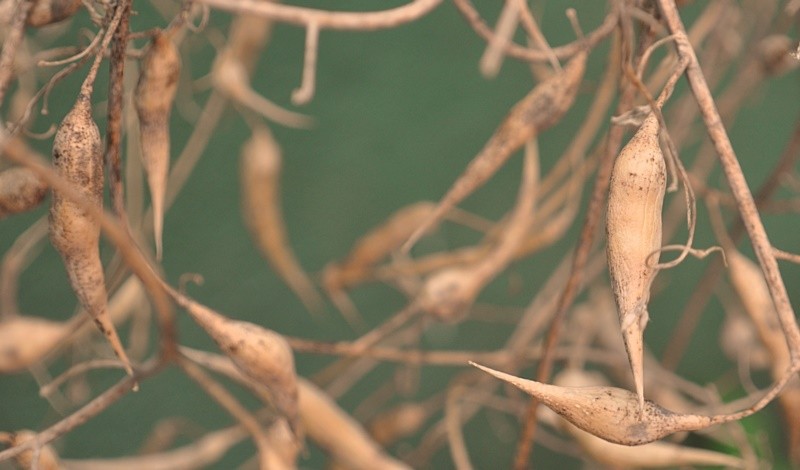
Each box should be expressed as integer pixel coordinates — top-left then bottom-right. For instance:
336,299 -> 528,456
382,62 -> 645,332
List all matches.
0,316 -> 68,373
26,0 -> 81,27
606,112 -> 665,410
169,289 -> 299,433
135,30 -> 180,260
0,167 -> 47,219
404,49 -> 587,250
472,362 -> 720,446
49,95 -> 134,376
241,125 -> 323,314
553,369 -> 745,468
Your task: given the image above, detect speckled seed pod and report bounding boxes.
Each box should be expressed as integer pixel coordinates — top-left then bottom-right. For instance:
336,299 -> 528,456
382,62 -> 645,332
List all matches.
135,30 -> 180,260
472,362 -> 721,446
606,112 -> 665,411
552,369 -> 744,468
0,167 -> 47,219
404,49 -> 587,250
175,292 -> 299,433
49,95 -> 134,376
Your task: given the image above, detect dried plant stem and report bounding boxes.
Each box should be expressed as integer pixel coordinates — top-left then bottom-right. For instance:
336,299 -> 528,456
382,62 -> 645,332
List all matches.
106,0 -> 132,222
0,359 -> 159,464
0,0 -> 33,107
451,0 -> 618,62
285,334 -> 619,367
39,359 -> 126,397
178,359 -> 287,470
60,425 -> 246,470
663,114 -> 800,369
479,0 -> 521,78
445,384 -> 474,470
200,0 -> 441,30
0,217 -> 47,316
657,0 -> 800,359
291,22 -> 319,104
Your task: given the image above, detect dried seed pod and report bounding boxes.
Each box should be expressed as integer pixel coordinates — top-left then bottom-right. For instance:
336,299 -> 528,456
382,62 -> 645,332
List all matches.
323,202 -> 437,292
241,125 -> 323,315
757,34 -> 798,76
0,430 -> 60,470
169,288 -> 299,433
552,369 -> 745,468
0,166 -> 47,219
472,362 -> 730,446
403,49 -> 587,251
606,112 -> 665,411
298,379 -> 411,470
25,0 -> 81,27
135,30 -> 180,260
49,95 -> 134,377
368,402 -> 430,445
417,266 -> 480,322
0,315 -> 68,373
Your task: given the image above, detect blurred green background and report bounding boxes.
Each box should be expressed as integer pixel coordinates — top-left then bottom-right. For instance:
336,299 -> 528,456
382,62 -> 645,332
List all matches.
2,0 -> 799,468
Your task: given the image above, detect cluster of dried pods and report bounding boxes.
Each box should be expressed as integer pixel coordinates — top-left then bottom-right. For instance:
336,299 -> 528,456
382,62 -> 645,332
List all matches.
1,0 -> 800,469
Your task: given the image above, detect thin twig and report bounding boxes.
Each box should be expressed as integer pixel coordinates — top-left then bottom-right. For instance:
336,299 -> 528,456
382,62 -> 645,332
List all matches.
291,22 -> 320,104
199,0 -> 443,30
0,359 -> 161,463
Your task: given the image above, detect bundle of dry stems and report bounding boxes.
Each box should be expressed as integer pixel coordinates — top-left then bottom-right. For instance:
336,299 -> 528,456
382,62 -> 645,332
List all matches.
1,0 -> 800,468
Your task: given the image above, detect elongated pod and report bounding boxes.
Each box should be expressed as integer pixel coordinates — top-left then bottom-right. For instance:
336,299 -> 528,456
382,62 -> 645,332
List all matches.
49,95 -> 134,377
403,50 -> 587,251
471,362 -> 747,446
552,370 -> 744,468
606,112 -> 665,411
135,30 -> 180,260
0,316 -> 68,373
241,125 -> 323,315
168,287 -> 299,434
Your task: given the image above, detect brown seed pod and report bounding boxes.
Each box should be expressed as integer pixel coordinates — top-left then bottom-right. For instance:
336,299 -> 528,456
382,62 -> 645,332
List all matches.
0,166 -> 47,219
606,112 -> 665,411
417,266 -> 480,322
367,402 -> 431,445
552,369 -> 745,468
472,362 -> 740,446
168,287 -> 299,433
25,0 -> 81,27
757,34 -> 798,76
241,125 -> 323,315
135,30 -> 181,260
298,379 -> 411,470
0,315 -> 68,373
323,201 -> 437,292
403,49 -> 587,252
49,94 -> 134,377
0,430 -> 60,470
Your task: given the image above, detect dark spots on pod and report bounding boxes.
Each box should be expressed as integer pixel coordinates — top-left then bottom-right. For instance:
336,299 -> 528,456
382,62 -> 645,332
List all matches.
94,319 -> 108,335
